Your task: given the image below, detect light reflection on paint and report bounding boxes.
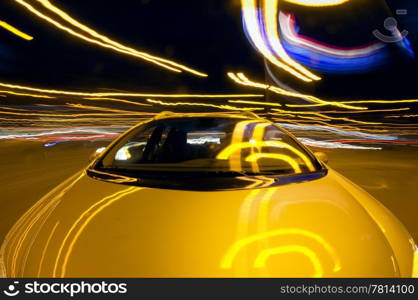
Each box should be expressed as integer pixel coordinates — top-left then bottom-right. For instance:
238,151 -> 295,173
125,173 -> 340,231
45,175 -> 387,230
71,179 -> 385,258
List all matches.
253,245 -> 323,277
217,140 -> 315,172
220,228 -> 341,273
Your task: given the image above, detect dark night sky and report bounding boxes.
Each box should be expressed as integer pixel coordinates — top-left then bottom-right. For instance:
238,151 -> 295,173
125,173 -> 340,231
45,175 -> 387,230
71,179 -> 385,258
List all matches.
0,0 -> 418,106
0,0 -> 263,93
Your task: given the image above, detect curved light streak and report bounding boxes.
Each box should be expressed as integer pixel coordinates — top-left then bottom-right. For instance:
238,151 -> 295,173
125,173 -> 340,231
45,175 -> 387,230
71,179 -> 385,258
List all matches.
276,123 -> 397,139
245,153 -> 302,173
83,97 -> 151,107
315,108 -> 410,114
37,222 -> 59,277
0,110 -> 142,118
0,105 -> 147,116
241,0 -> 316,82
249,123 -> 270,173
227,72 -> 366,110
253,245 -> 323,277
228,120 -> 261,172
67,103 -> 150,114
217,140 -> 315,172
279,12 -> 389,73
6,172 -> 84,277
0,128 -> 121,140
280,12 -> 384,58
0,90 -> 55,98
270,109 -> 385,125
53,187 -> 141,278
263,0 -> 321,80
0,20 -> 33,40
14,0 -> 207,76
220,228 -> 341,272
385,114 -> 418,119
228,99 -> 282,107
36,0 -> 207,77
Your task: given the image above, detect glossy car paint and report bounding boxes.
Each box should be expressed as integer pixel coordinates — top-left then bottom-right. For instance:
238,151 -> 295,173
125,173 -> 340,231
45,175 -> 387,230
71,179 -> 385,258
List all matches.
0,167 -> 415,277
0,114 -> 415,277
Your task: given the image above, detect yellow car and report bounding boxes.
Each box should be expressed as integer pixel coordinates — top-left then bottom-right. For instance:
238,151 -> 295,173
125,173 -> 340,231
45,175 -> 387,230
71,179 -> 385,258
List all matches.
1,112 -> 417,278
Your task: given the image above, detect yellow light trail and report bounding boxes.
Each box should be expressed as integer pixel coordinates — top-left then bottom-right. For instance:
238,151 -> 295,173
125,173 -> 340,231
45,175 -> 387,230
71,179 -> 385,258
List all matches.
0,110 -> 149,118
249,123 -> 270,173
270,109 -> 384,125
67,103 -> 149,114
271,112 -> 333,123
0,81 -> 263,98
385,114 -> 418,119
0,116 -> 148,124
272,113 -> 386,132
0,90 -> 55,98
217,140 -> 315,172
253,245 -> 323,277
15,0 -> 207,77
220,228 -> 341,272
272,117 -> 330,126
228,99 -> 282,107
290,117 -> 399,132
285,0 -> 349,7
270,118 -> 393,134
146,99 -> 264,111
2,172 -> 81,276
288,99 -> 418,107
0,20 -> 33,40
286,103 -> 328,108
227,72 -> 366,110
241,0 -> 314,82
245,153 -> 302,174
37,221 -> 59,277
54,187 -> 141,277
228,120 -> 260,172
83,97 -> 151,107
8,172 -> 84,277
36,0 -> 207,77
315,108 -> 411,114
